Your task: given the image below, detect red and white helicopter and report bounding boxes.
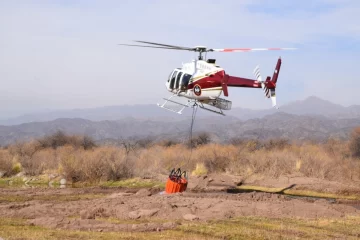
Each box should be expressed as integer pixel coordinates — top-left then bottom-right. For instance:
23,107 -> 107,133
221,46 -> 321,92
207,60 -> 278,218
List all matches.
119,41 -> 296,115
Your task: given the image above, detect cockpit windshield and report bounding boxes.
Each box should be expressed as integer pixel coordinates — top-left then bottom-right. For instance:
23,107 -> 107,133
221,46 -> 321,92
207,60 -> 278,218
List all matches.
169,70 -> 178,89
168,69 -> 192,91
167,71 -> 174,82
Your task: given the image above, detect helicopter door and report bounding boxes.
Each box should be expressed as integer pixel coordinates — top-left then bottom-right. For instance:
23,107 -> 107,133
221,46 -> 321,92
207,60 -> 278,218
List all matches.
169,70 -> 178,90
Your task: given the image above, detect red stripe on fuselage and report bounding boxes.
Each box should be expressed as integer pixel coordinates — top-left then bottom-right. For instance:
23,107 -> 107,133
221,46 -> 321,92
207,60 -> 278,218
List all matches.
188,70 -> 224,90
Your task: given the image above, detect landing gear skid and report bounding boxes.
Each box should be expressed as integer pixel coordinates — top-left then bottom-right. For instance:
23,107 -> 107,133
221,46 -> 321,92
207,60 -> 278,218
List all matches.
157,95 -> 226,116
157,94 -> 193,114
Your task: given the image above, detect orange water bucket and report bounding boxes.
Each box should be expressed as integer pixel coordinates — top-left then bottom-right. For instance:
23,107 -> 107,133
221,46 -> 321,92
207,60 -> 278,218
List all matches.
165,168 -> 188,194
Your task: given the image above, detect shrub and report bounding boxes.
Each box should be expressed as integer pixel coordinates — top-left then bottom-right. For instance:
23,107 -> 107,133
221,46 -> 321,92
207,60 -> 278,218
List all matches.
82,136 -> 97,150
263,139 -> 290,150
37,131 -> 96,150
191,163 -> 208,176
157,139 -> 179,147
61,147 -> 133,183
349,127 -> 360,158
0,150 -> 14,176
186,132 -> 212,149
12,162 -> 22,175
19,155 -> 45,176
1,133 -> 360,184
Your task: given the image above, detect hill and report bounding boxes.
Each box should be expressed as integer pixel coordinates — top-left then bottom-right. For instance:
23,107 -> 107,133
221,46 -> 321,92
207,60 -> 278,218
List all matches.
1,96 -> 360,126
1,112 -> 359,146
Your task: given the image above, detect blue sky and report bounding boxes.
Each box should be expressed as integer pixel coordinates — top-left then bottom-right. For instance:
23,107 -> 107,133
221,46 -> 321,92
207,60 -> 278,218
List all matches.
0,0 -> 359,118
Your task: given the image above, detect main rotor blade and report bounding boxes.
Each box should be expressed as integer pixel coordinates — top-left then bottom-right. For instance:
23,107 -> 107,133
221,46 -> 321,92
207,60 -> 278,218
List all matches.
134,40 -> 195,51
118,44 -> 191,50
211,48 -> 297,52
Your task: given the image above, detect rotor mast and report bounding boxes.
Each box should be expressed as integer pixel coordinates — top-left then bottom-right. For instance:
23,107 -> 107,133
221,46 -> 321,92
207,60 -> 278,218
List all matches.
194,46 -> 208,60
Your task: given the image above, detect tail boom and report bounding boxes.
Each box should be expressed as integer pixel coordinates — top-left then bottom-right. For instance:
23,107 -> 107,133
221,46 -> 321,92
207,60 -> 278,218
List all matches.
223,57 -> 282,108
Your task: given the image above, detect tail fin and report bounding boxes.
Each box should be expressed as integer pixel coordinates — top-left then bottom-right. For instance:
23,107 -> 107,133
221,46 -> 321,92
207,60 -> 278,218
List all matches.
253,57 -> 281,109
271,57 -> 281,84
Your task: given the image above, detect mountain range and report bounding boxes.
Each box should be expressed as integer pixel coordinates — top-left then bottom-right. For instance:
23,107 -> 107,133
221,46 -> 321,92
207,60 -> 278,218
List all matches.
0,96 -> 359,146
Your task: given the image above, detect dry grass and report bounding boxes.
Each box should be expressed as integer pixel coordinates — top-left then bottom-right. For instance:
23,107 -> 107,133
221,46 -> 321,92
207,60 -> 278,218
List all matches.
0,216 -> 359,240
1,132 -> 360,184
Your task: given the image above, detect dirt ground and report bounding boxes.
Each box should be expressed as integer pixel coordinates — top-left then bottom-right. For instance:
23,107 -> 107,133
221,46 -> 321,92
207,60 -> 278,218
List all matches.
1,174 -> 360,233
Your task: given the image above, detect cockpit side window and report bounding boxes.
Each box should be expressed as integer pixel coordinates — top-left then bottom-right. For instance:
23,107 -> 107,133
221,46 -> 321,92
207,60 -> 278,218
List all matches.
169,70 -> 178,89
180,73 -> 192,90
175,72 -> 183,89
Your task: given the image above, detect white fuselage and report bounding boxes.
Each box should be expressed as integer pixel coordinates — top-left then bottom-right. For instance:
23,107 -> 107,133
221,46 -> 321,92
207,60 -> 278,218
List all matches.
165,59 -> 224,101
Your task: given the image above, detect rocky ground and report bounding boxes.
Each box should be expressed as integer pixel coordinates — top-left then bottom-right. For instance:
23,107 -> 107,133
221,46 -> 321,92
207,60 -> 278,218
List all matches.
1,173 -> 360,233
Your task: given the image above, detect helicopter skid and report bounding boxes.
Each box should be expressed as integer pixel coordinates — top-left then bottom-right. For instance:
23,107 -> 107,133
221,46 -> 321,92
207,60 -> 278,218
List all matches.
157,95 -> 192,114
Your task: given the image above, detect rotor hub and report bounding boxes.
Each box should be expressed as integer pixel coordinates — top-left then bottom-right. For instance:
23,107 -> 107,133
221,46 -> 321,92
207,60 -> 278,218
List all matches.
194,46 -> 207,52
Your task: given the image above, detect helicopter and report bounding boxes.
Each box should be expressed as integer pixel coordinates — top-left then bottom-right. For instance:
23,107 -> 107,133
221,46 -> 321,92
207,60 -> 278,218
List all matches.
119,41 -> 296,115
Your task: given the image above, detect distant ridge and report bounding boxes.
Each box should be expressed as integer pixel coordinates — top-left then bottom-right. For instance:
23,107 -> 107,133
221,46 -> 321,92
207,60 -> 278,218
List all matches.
1,111 -> 360,146
1,96 -> 360,126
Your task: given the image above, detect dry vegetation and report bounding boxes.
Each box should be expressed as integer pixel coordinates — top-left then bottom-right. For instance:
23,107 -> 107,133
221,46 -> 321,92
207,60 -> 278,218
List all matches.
1,216 -> 359,240
0,128 -> 360,184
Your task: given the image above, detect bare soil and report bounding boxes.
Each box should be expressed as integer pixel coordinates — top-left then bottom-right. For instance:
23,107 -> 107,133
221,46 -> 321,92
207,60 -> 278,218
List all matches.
1,174 -> 360,233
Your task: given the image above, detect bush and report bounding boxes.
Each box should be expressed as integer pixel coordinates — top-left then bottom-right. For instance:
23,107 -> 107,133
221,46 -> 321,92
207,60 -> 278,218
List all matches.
19,155 -> 45,176
12,162 -> 22,175
1,133 -> 360,183
0,150 -> 14,177
349,127 -> 360,158
263,139 -> 290,150
38,131 -> 96,150
186,132 -> 211,148
191,163 -> 208,176
61,147 -> 133,183
157,139 -> 179,147
82,136 -> 97,150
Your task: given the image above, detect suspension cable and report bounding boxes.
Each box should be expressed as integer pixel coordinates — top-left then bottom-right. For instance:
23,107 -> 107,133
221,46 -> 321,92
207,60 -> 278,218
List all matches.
188,101 -> 198,164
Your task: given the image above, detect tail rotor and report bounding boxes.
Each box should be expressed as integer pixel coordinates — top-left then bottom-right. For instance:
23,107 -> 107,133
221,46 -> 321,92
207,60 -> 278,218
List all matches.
253,63 -> 279,109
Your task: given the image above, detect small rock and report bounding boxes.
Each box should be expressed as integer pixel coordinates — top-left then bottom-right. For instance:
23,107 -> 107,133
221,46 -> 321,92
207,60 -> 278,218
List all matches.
135,188 -> 152,197
60,179 -> 67,185
183,214 -> 199,221
163,222 -> 178,229
128,208 -> 159,219
128,211 -> 141,219
48,173 -> 57,179
80,210 -> 95,219
208,178 -> 214,183
16,172 -> 24,177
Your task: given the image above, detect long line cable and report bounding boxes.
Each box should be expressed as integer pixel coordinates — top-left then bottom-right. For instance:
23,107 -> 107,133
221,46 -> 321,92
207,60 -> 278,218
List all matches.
188,102 -> 198,164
